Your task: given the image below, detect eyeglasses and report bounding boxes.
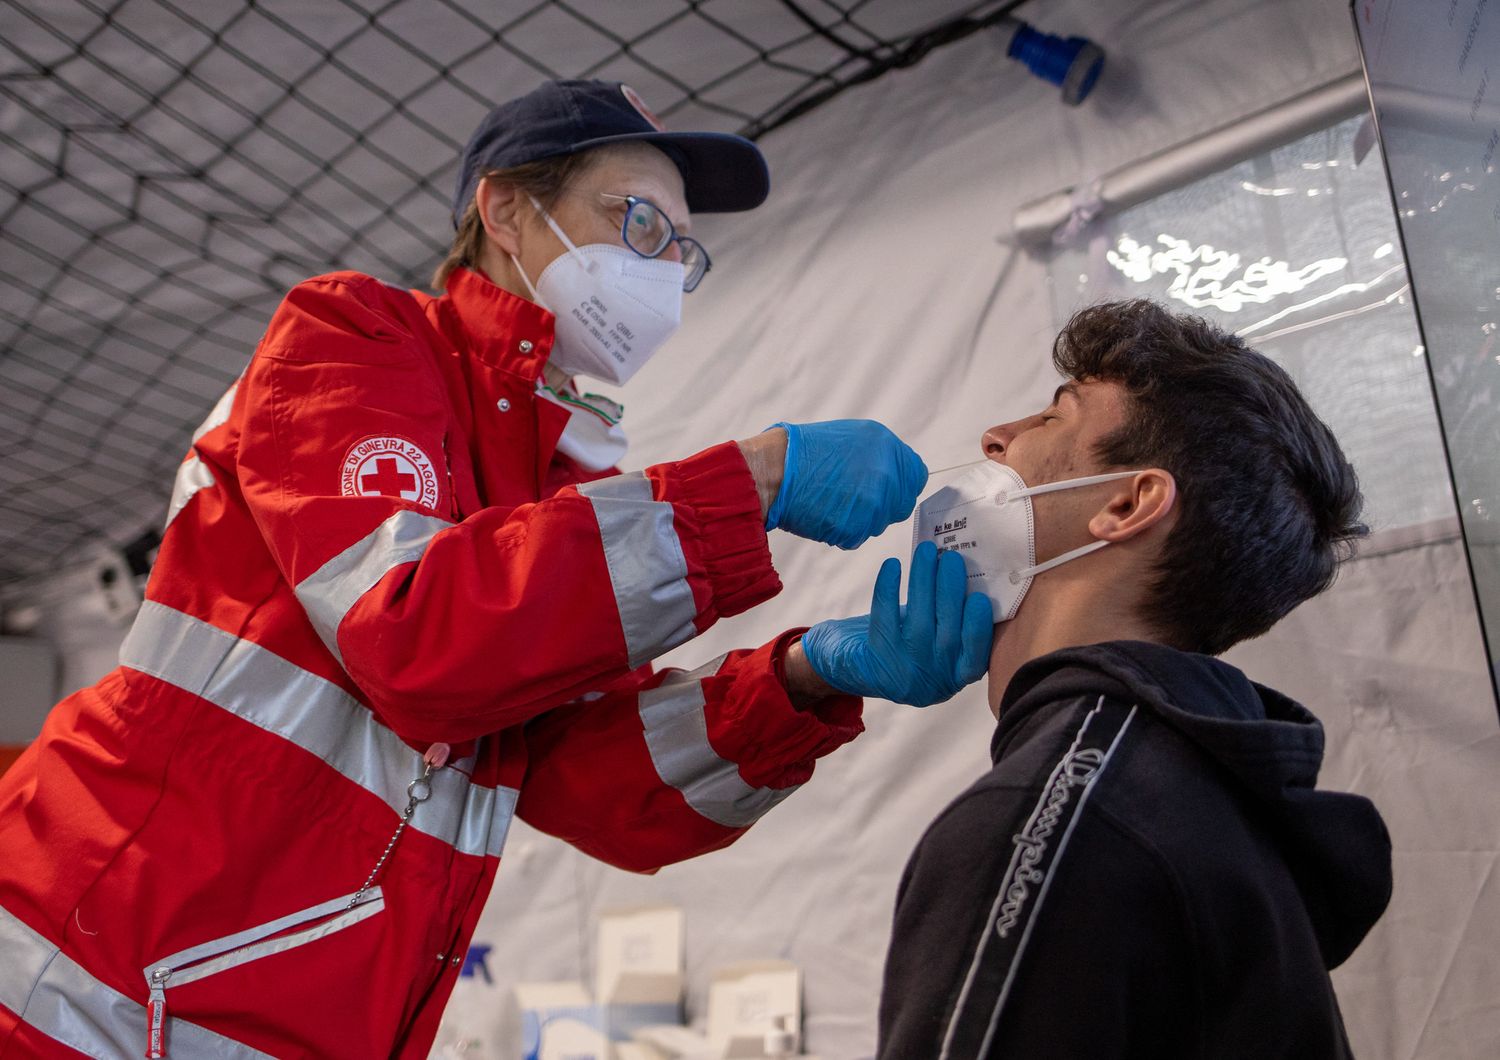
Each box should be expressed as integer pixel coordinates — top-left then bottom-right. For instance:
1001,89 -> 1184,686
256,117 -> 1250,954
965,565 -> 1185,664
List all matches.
599,193 -> 711,293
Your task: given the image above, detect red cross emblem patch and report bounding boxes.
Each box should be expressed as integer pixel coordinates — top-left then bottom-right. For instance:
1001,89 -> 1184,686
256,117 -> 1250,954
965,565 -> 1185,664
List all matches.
341,436 -> 440,509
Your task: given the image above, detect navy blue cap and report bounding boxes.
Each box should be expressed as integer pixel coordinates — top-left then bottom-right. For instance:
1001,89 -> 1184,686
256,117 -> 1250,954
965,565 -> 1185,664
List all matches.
452,79 -> 770,226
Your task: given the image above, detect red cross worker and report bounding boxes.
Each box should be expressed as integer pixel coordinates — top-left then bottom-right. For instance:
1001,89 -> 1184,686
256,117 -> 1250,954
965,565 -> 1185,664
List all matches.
0,79 -> 952,1058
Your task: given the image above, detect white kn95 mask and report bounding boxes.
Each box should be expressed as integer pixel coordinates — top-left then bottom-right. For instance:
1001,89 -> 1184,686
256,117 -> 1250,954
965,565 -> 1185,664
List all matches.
912,460 -> 1142,622
509,194 -> 684,387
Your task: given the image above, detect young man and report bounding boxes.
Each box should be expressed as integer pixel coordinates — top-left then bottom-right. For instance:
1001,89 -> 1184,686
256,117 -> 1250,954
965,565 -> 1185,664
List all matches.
851,300 -> 1392,1058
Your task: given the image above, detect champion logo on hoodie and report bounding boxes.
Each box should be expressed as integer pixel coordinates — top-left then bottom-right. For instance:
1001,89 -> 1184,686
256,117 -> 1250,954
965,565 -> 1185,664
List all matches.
995,742 -> 1107,939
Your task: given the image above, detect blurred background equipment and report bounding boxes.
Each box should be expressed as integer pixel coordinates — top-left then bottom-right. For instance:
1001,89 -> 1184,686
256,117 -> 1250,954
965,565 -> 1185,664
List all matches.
996,16 -> 1104,105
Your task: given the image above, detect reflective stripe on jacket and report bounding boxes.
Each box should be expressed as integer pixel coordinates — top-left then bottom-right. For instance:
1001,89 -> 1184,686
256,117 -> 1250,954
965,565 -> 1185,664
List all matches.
0,267 -> 863,1059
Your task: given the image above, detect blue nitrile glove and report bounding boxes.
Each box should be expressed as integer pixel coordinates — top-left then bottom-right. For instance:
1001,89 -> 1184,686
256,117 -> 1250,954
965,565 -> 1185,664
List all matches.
801,541 -> 994,706
764,420 -> 928,550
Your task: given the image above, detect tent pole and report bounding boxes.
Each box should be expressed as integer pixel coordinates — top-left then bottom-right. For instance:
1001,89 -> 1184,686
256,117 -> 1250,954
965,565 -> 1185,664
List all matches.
1012,72 -> 1369,244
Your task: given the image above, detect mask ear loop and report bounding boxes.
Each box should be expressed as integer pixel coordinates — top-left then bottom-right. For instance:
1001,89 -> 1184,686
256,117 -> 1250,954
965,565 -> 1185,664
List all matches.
1002,470 -> 1140,584
508,252 -> 547,308
528,193 -> 597,274
509,192 -> 598,306
1009,539 -> 1112,584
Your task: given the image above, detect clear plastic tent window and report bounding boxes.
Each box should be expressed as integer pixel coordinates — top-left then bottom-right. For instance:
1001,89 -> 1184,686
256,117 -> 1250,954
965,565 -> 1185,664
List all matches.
1046,116 -> 1451,534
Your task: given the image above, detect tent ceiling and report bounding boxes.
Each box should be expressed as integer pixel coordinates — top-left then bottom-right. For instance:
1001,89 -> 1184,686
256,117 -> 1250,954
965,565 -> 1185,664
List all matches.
0,0 -> 1018,585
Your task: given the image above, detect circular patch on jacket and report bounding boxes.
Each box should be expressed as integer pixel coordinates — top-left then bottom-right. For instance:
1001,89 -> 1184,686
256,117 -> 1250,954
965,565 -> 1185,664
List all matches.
341,436 -> 440,508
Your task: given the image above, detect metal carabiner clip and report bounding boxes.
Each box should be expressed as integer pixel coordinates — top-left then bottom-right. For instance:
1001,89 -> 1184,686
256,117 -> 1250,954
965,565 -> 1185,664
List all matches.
407,765 -> 434,804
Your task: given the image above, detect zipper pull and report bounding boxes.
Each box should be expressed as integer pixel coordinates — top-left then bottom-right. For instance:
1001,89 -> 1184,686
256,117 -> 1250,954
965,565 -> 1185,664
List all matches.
146,967 -> 170,1058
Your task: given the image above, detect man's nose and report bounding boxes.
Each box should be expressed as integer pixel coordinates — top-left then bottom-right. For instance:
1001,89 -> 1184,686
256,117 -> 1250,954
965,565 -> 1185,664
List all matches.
982,424 -> 1013,457
660,238 -> 684,264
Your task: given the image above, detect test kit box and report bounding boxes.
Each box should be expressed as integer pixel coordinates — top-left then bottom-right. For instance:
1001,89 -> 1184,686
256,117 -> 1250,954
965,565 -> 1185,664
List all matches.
705,960 -> 802,1058
631,959 -> 808,1059
515,906 -> 685,1060
597,905 -> 684,1042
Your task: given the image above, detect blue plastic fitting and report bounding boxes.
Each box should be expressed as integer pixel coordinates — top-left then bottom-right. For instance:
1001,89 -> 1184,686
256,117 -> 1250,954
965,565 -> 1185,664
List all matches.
1006,20 -> 1106,106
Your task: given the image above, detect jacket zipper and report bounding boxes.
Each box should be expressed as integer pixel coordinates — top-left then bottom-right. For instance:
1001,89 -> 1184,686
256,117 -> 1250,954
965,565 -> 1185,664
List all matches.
143,887 -> 385,1058
143,748 -> 448,1057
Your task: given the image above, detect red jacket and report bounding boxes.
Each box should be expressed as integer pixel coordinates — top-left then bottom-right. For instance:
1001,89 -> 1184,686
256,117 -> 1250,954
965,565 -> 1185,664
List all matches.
0,267 -> 862,1058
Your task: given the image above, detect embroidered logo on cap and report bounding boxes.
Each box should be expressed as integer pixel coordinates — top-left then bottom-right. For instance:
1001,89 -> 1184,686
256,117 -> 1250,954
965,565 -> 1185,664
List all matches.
341,436 -> 440,509
621,84 -> 666,132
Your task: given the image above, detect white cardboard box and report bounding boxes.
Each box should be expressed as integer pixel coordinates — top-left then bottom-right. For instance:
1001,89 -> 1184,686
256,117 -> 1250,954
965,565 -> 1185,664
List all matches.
705,961 -> 801,1058
632,960 -> 806,1059
515,906 -> 685,1060
598,906 -> 684,1044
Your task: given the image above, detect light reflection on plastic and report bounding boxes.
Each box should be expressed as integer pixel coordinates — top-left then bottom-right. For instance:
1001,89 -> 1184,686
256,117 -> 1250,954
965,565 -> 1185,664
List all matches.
1105,234 -> 1348,312
1373,242 -> 1395,259
1240,181 -> 1295,196
1238,263 -> 1410,336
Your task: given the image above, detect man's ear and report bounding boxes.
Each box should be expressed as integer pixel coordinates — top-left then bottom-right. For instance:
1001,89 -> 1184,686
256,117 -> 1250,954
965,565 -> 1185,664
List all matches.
1088,469 -> 1177,544
476,177 -> 524,257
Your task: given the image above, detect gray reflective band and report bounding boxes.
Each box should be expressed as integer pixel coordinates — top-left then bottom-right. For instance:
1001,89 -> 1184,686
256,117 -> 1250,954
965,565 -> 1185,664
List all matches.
165,455 -> 216,531
163,382 -> 239,532
0,902 -> 274,1059
638,660 -> 796,828
120,601 -> 518,860
577,473 -> 697,670
295,509 -> 452,666
467,784 -> 520,860
193,381 -> 239,445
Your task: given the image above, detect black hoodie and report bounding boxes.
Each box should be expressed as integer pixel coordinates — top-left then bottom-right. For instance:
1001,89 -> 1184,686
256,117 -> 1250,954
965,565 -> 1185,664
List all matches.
875,641 -> 1392,1060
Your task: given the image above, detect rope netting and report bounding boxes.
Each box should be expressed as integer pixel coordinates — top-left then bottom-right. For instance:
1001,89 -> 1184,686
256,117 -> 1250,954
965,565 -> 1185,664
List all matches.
0,0 -> 1024,586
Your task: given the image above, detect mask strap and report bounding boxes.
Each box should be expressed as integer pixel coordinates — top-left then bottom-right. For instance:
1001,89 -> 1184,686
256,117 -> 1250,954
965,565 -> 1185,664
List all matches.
1010,539 -> 1111,584
527,193 -> 596,273
507,252 -> 547,308
1006,469 -> 1139,502
1005,469 -> 1142,584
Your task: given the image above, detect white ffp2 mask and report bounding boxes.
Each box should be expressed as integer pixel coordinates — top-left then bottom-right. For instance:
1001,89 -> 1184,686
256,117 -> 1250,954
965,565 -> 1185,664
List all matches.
511,195 -> 683,386
912,461 -> 1141,622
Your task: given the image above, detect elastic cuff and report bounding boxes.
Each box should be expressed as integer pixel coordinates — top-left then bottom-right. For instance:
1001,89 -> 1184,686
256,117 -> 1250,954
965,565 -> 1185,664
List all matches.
649,441 -> 781,621
763,422 -> 797,531
771,628 -> 864,728
712,631 -> 864,790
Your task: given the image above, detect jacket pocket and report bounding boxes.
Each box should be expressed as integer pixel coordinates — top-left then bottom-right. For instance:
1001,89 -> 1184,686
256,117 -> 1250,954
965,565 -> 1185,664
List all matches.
143,887 -> 385,1058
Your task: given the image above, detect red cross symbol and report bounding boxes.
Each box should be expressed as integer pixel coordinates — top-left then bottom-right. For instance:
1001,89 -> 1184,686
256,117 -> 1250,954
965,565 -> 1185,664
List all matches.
360,457 -> 416,497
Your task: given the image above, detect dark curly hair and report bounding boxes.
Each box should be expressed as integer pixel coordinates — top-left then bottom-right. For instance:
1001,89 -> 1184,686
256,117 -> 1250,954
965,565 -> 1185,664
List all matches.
1053,300 -> 1367,655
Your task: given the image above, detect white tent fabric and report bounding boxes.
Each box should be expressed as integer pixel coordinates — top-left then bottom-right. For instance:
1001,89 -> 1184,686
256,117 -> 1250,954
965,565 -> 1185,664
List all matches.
439,1 -> 1500,1056
11,0 -> 1498,1057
